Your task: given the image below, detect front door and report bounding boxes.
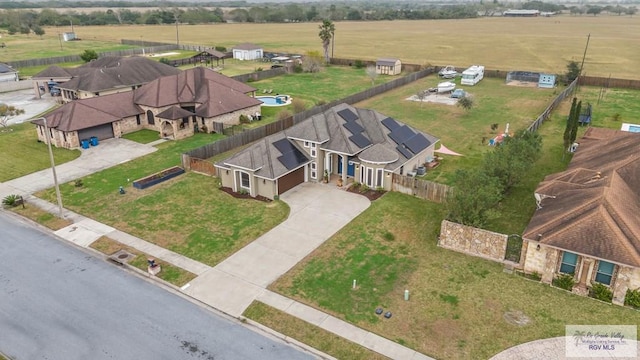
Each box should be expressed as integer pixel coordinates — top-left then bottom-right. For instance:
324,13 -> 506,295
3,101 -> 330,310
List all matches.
338,156 -> 355,176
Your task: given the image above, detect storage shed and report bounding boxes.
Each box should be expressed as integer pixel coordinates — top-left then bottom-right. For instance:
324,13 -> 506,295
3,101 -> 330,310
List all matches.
376,58 -> 402,75
232,43 -> 263,61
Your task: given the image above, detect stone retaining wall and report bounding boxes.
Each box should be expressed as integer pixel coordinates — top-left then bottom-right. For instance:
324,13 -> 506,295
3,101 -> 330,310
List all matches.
438,220 -> 508,263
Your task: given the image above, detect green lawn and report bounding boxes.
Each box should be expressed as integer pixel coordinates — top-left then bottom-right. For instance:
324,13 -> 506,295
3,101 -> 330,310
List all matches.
358,76 -> 563,185
37,134 -> 290,267
271,192 -> 640,360
244,301 -> 388,360
121,129 -> 162,144
0,123 -> 81,182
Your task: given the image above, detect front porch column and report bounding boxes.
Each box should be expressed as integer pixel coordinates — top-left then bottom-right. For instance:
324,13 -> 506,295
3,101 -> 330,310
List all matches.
341,154 -> 347,183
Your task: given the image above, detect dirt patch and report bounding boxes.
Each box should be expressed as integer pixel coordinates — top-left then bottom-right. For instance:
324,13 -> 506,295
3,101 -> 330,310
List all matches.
219,186 -> 271,202
406,93 -> 459,106
506,80 -> 538,88
345,185 -> 386,201
503,310 -> 531,326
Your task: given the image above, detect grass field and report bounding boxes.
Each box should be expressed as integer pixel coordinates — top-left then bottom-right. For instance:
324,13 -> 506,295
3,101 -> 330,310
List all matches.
270,191 -> 640,360
0,123 -> 81,182
37,134 -> 290,267
20,16 -> 640,79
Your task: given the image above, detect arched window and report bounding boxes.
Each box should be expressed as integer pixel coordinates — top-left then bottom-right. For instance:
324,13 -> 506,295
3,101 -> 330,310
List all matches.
146,110 -> 155,125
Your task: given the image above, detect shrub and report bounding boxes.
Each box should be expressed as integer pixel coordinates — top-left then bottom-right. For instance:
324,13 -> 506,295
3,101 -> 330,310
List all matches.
293,64 -> 303,73
254,67 -> 263,72
360,184 -> 370,193
316,99 -> 327,106
624,288 -> 640,309
353,60 -> 365,69
291,98 -> 306,113
74,179 -> 83,187
2,194 -> 22,208
552,274 -> 575,291
158,57 -> 171,65
239,114 -> 250,124
589,283 -> 613,303
214,46 -> 227,52
200,125 -> 208,133
276,109 -> 292,122
80,49 -> 98,63
612,113 -> 621,122
457,96 -> 474,110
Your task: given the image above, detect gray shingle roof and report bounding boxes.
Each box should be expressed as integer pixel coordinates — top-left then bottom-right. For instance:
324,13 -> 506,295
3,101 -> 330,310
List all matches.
218,104 -> 439,179
376,58 -> 400,66
0,63 -> 17,74
523,128 -> 640,267
233,43 -> 262,51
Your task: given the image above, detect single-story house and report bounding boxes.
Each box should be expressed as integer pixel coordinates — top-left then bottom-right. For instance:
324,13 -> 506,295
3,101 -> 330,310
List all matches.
232,43 -> 263,61
376,58 -> 402,75
32,56 -> 181,102
32,67 -> 262,148
521,128 -> 640,305
215,103 -> 439,199
0,63 -> 19,82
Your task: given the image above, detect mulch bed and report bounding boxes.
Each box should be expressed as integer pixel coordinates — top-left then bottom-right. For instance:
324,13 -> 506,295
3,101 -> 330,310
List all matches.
345,185 -> 386,201
219,187 -> 271,202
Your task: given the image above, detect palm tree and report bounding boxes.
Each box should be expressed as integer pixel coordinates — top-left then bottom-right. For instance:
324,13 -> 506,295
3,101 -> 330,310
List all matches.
318,19 -> 335,63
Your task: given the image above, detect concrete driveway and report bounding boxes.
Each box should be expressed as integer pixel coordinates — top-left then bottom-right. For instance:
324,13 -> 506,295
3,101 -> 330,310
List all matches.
183,182 -> 371,317
0,89 -> 57,126
0,138 -> 157,198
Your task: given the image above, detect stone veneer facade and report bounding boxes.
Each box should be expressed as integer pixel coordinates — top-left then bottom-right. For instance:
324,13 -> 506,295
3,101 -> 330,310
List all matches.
438,220 -> 508,263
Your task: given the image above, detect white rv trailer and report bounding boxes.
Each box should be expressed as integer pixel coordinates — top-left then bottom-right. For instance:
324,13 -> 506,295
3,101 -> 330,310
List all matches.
460,65 -> 484,86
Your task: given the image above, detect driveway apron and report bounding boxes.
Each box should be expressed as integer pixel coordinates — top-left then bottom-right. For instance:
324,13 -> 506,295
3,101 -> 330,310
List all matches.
183,182 -> 371,317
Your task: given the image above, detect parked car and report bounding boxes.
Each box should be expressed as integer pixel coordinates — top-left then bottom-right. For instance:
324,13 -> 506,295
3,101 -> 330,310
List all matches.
451,89 -> 466,98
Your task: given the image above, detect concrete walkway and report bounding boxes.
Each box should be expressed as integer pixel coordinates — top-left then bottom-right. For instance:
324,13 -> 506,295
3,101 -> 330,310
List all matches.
0,138 -> 156,198
182,182 -> 371,315
490,336 -> 640,360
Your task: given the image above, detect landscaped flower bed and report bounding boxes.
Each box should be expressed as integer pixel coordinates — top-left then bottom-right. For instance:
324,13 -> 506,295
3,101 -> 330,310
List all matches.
133,166 -> 185,189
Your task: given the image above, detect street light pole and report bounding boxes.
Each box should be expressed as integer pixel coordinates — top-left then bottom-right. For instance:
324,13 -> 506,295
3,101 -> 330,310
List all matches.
42,117 -> 64,217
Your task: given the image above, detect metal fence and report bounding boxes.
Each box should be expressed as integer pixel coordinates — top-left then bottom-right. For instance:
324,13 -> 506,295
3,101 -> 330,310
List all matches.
506,71 -> 541,84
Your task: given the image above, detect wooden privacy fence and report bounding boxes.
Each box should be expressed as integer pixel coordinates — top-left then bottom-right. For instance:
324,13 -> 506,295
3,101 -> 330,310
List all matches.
189,157 -> 216,176
182,67 -> 435,168
579,76 -> 640,90
391,174 -> 451,203
526,78 -> 577,132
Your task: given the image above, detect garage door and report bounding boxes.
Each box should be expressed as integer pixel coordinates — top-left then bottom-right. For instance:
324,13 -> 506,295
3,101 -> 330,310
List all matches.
277,167 -> 304,195
78,123 -> 114,141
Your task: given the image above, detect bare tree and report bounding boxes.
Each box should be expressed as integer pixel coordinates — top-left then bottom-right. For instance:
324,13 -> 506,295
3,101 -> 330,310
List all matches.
0,104 -> 25,127
416,89 -> 427,107
365,65 -> 378,85
302,50 -> 323,73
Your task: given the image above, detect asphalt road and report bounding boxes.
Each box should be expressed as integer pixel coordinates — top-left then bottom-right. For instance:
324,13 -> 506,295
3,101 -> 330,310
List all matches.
0,212 -> 316,360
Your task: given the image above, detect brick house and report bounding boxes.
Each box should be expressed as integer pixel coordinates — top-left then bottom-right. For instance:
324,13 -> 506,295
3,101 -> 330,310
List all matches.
521,128 -> 640,305
32,67 -> 262,148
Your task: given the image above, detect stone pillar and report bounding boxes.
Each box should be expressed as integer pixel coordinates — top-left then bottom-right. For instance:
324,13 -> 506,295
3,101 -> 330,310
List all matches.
612,266 -> 632,306
541,249 -> 559,284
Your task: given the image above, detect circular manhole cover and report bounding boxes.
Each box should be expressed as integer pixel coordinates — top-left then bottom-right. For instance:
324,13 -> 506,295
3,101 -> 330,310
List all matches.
118,254 -> 129,259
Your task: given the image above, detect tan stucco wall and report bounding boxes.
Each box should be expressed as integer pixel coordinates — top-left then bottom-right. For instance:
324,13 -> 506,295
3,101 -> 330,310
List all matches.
217,167 -> 234,189
255,177 -> 277,199
438,220 -> 508,263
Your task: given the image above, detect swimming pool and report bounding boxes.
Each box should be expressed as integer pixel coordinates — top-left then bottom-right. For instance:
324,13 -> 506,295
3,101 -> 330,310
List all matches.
621,123 -> 640,133
256,95 -> 291,107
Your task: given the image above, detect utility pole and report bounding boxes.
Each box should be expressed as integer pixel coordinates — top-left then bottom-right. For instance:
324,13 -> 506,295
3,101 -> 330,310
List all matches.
575,33 -> 590,94
42,118 -> 64,217
331,29 -> 335,59
175,19 -> 180,46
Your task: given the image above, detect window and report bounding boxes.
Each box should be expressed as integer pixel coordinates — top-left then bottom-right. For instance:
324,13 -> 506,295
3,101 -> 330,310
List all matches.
595,261 -> 614,286
147,110 -> 155,125
376,168 -> 383,188
366,167 -> 373,187
310,162 -> 317,180
240,172 -> 250,190
303,141 -> 310,148
310,143 -> 317,158
136,115 -> 141,125
559,252 -> 578,274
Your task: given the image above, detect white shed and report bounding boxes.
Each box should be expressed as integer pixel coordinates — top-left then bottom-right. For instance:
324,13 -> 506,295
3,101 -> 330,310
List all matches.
375,58 -> 402,75
0,63 -> 18,82
232,43 -> 264,61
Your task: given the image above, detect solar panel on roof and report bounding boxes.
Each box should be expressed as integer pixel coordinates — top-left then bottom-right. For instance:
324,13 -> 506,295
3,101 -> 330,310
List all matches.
389,125 -> 416,145
349,133 -> 372,148
381,117 -> 400,131
337,109 -> 358,122
273,138 -> 295,154
277,153 -> 300,170
396,145 -> 413,159
404,133 -> 431,154
343,121 -> 365,135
